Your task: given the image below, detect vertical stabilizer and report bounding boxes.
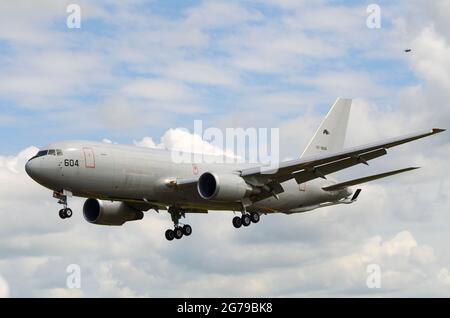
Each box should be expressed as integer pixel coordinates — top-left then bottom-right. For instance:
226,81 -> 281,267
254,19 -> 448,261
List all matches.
301,98 -> 352,158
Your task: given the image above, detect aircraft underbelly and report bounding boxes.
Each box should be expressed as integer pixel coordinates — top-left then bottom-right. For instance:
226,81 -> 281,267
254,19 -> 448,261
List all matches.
251,179 -> 344,213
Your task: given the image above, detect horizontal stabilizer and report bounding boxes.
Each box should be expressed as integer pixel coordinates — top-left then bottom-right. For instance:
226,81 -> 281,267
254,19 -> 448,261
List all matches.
322,167 -> 420,191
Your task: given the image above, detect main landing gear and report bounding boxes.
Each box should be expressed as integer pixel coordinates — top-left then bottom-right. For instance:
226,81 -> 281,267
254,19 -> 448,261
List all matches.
165,207 -> 192,241
54,191 -> 73,219
232,212 -> 260,229
165,225 -> 192,241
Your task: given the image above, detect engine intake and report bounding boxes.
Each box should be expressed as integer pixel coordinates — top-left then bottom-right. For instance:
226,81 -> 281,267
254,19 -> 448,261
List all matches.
197,172 -> 254,202
83,199 -> 144,226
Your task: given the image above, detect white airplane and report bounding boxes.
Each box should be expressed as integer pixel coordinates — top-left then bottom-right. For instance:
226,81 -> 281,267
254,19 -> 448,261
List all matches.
25,98 -> 445,241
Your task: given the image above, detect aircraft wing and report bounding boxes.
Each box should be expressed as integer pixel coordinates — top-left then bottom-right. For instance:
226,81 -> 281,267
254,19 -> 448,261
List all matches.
239,128 -> 445,187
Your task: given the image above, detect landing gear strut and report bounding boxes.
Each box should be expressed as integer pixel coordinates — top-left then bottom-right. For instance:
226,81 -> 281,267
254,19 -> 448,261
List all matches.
54,191 -> 73,219
165,207 -> 192,241
232,212 -> 260,229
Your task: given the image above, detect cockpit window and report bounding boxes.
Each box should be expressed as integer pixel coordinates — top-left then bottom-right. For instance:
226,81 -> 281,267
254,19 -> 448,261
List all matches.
36,150 -> 48,157
29,150 -> 48,161
29,149 -> 63,161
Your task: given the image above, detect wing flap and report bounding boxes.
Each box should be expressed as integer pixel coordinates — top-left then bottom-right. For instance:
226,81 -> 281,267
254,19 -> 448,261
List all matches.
322,167 -> 420,191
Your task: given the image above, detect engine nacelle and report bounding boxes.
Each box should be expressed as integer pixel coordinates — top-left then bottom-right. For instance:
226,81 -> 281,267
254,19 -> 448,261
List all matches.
83,199 -> 144,226
197,172 -> 254,202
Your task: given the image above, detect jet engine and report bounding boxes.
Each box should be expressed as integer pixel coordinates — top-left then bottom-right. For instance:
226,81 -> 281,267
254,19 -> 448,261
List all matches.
83,199 -> 144,226
197,172 -> 256,202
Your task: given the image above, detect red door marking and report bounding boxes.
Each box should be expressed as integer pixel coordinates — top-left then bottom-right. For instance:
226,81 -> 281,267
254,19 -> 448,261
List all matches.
192,164 -> 199,175
83,147 -> 96,168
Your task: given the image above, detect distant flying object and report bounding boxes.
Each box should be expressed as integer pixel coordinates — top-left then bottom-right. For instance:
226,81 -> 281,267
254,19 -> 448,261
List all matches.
405,49 -> 412,53
25,98 -> 445,241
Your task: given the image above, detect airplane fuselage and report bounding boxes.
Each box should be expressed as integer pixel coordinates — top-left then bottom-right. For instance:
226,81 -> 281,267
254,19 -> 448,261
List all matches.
25,140 -> 351,214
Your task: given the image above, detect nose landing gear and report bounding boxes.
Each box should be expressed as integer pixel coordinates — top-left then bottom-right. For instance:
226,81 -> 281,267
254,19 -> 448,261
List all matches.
59,208 -> 73,219
54,191 -> 73,219
165,207 -> 193,241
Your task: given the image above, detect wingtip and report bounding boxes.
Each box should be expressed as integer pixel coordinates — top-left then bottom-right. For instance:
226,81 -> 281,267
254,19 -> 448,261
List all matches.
402,166 -> 420,173
432,128 -> 446,133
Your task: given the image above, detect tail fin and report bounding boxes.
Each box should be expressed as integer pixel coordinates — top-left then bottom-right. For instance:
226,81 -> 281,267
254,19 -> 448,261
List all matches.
301,98 -> 352,158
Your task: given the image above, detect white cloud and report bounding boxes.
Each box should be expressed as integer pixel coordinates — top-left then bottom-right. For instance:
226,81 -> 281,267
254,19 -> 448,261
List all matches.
134,128 -> 236,158
133,136 -> 158,148
226,26 -> 340,73
163,128 -> 225,155
122,79 -> 195,102
184,1 -> 262,29
38,288 -> 84,298
362,231 -> 429,260
289,72 -> 391,100
166,60 -> 239,86
410,26 -> 450,92
437,268 -> 450,286
0,146 -> 38,173
0,275 -> 10,298
0,48 -> 111,108
95,263 -> 141,297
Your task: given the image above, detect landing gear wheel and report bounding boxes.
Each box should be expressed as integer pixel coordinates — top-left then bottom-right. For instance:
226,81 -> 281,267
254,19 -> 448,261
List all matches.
55,191 -> 71,219
174,227 -> 184,239
65,208 -> 73,218
183,224 -> 192,236
165,229 -> 175,241
242,214 -> 251,227
250,212 -> 260,223
232,216 -> 242,228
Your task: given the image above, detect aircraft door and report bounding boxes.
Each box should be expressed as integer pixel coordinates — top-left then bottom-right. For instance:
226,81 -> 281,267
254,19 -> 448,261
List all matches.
83,147 -> 96,168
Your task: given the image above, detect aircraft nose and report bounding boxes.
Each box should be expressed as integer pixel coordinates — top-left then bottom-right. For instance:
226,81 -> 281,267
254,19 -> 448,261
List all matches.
25,159 -> 40,180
